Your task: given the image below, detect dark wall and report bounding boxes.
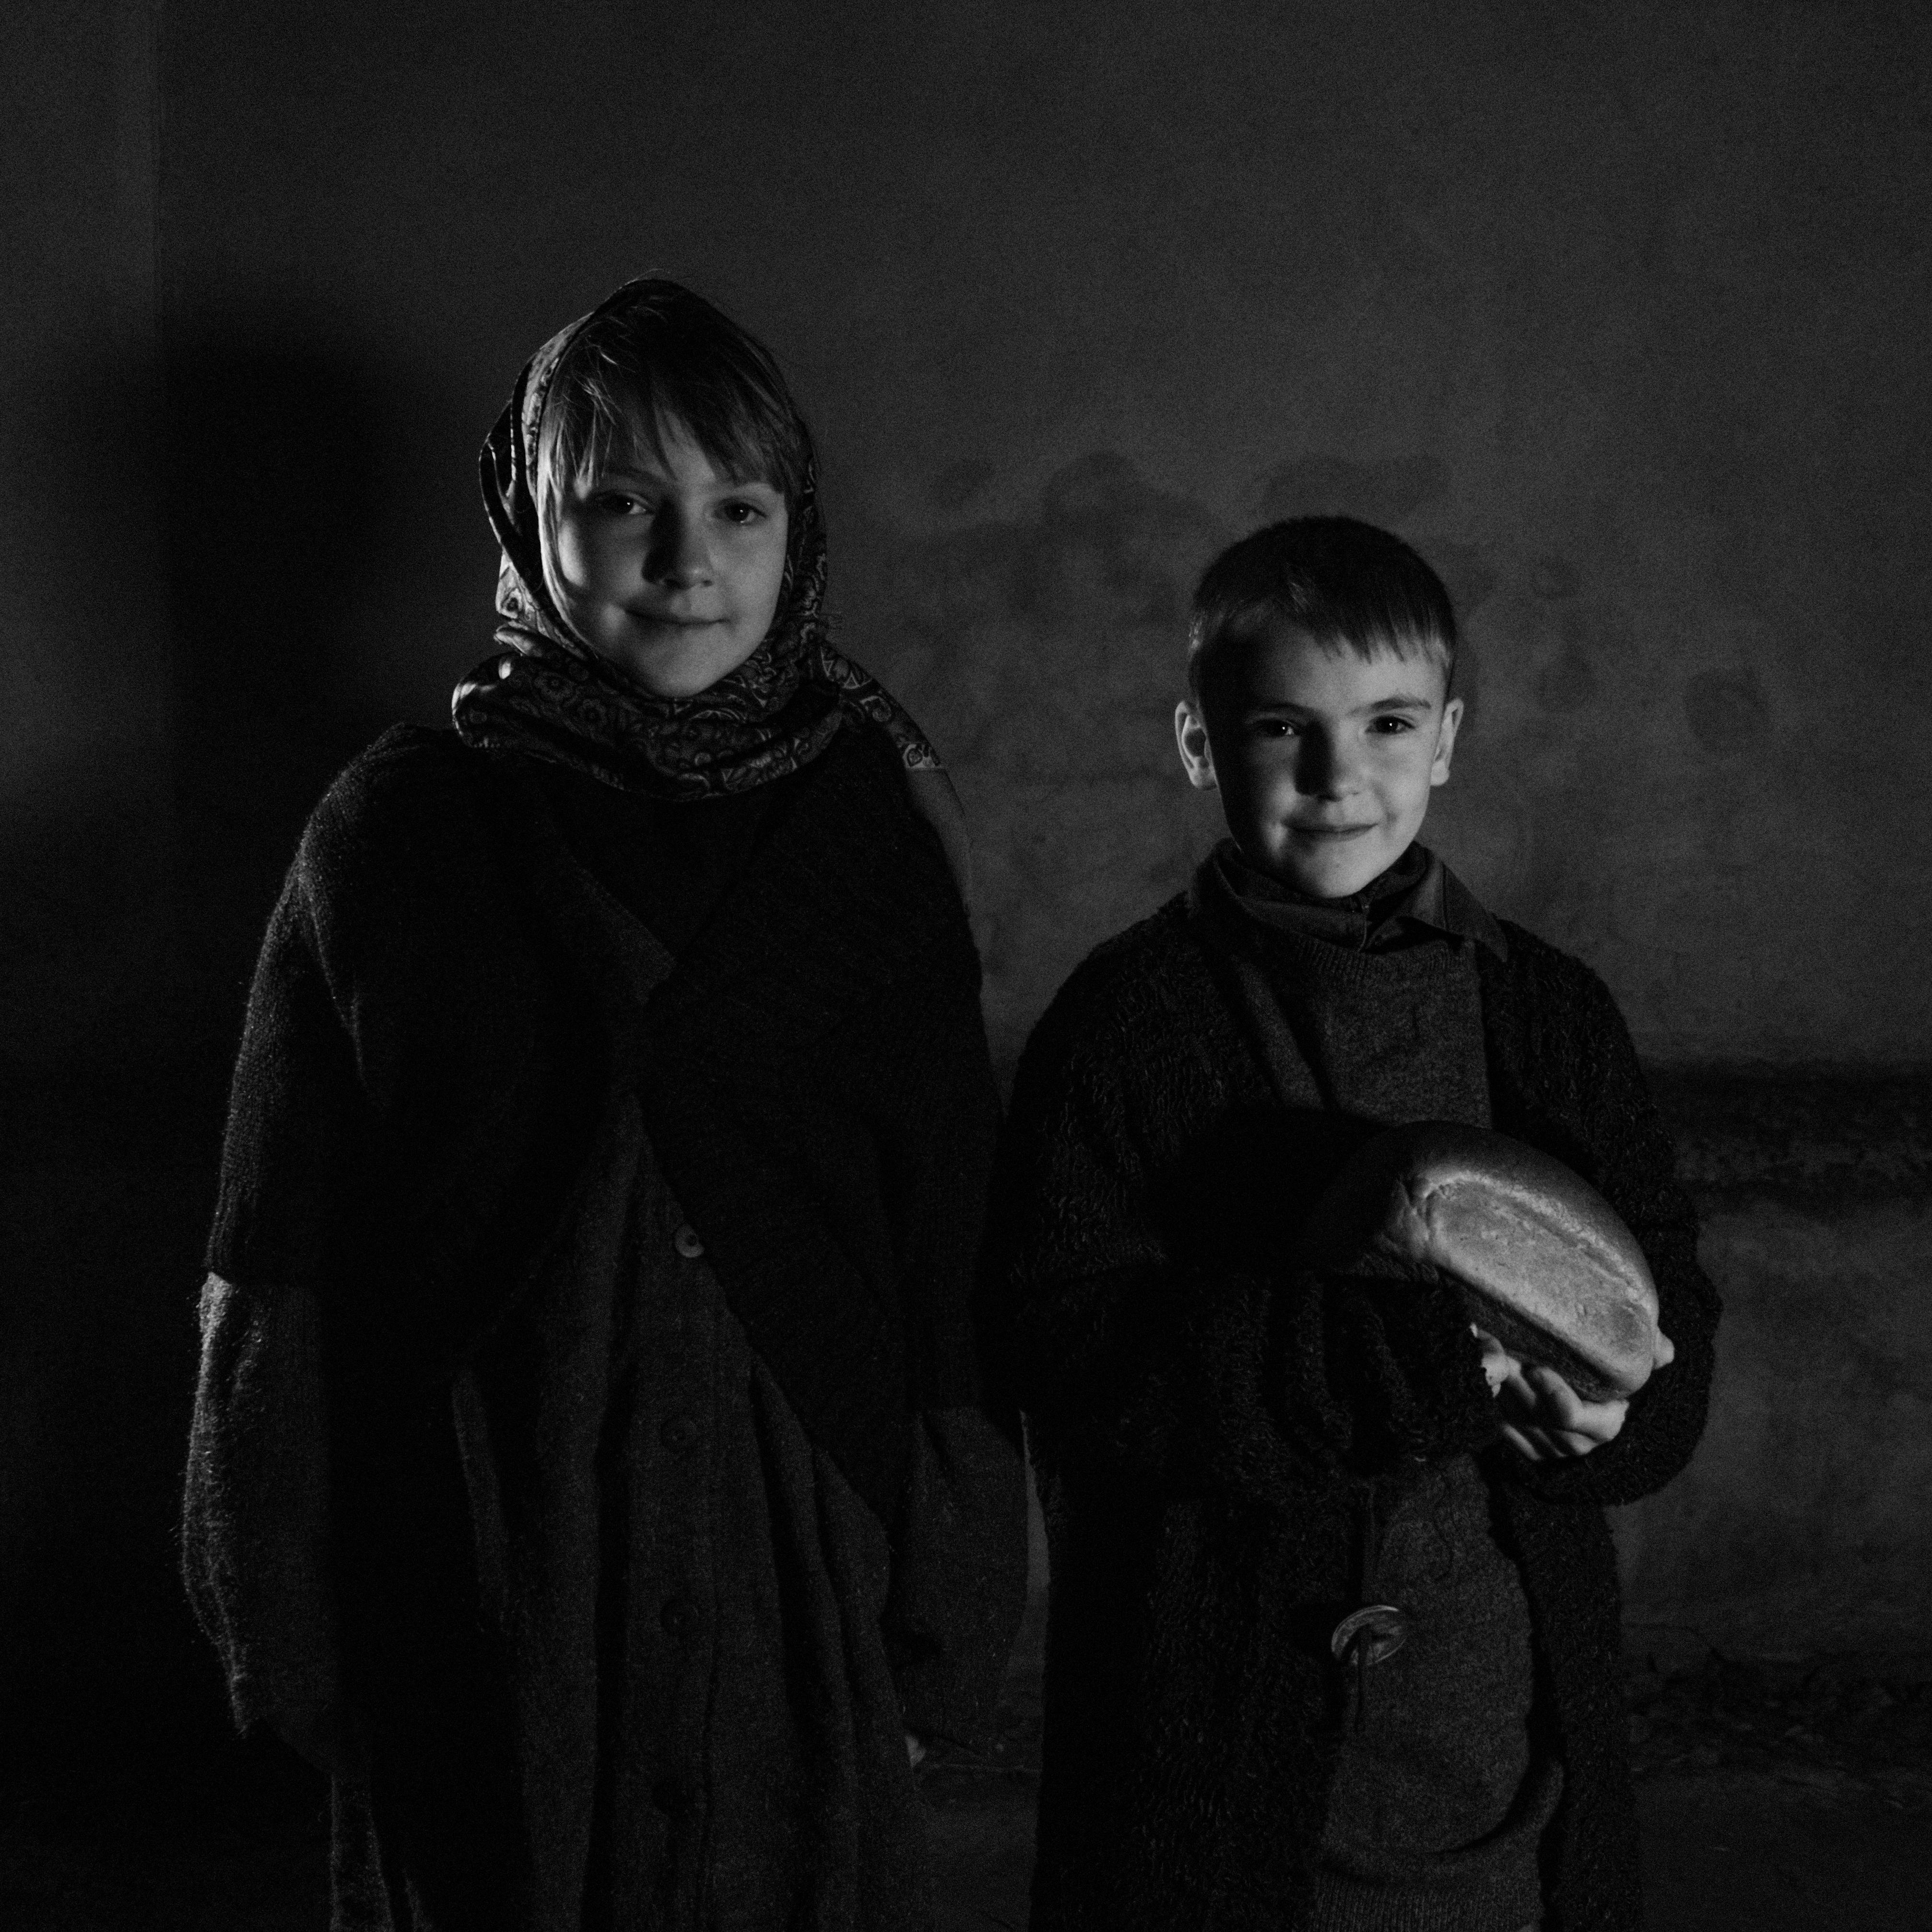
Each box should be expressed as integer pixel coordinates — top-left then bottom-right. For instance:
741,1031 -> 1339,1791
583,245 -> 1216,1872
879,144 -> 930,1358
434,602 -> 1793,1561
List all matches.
4,0 -> 1930,1770
151,0 -> 1932,1071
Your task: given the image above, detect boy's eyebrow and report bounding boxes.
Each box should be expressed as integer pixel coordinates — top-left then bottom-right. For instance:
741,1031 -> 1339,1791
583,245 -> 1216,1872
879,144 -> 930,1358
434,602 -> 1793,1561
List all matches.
1242,692 -> 1437,715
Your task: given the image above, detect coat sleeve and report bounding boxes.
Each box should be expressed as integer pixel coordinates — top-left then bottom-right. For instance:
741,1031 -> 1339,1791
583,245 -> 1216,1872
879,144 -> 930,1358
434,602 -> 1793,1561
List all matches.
990,965 -> 1497,1501
204,854 -> 368,1293
879,1406 -> 1029,1748
186,857 -> 368,1771
182,1272 -> 352,1775
1496,962 -> 1720,1509
870,914 -> 1031,1749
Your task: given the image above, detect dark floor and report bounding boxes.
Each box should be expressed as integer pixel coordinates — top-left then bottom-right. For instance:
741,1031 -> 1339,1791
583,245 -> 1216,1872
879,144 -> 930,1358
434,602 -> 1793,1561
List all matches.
5,1654 -> 1927,1930
923,1649 -> 1932,1932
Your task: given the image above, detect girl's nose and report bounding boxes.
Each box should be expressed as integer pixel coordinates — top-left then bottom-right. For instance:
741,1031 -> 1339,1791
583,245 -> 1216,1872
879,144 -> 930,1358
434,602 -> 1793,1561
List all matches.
646,507 -> 713,587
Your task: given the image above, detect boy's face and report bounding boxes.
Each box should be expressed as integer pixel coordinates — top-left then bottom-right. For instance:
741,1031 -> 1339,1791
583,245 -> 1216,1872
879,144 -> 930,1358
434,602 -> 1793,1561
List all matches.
1175,626 -> 1462,899
546,418 -> 789,698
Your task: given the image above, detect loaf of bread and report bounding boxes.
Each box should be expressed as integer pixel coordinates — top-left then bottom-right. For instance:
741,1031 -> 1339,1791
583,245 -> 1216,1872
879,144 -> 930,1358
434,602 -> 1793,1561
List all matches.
1294,1122 -> 1664,1402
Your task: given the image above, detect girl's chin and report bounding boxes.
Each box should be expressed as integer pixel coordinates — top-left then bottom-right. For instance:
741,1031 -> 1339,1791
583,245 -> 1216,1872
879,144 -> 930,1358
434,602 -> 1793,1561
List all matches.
589,627 -> 759,699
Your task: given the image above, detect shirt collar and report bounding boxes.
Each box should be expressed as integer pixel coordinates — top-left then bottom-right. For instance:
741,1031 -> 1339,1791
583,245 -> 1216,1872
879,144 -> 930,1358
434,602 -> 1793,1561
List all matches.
1210,838 -> 1509,960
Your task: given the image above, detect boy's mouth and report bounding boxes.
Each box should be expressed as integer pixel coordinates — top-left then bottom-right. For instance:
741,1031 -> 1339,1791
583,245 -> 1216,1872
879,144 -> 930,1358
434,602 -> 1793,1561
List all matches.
1290,822 -> 1378,840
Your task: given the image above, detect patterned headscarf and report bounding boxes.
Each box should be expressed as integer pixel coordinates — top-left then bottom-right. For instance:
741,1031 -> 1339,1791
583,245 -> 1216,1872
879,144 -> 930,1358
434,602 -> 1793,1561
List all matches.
451,281 -> 943,799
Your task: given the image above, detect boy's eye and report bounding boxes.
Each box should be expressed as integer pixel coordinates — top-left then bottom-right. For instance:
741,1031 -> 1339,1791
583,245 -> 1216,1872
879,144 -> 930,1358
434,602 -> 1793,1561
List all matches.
1369,715 -> 1416,734
717,499 -> 769,526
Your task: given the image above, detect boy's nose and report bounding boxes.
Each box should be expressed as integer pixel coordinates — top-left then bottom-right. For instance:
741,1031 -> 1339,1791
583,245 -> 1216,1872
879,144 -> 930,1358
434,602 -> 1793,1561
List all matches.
1298,731 -> 1359,796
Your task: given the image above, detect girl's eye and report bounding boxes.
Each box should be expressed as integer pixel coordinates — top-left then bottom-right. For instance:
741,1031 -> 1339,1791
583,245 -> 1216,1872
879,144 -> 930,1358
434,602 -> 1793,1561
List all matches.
718,500 -> 767,527
592,490 -> 650,516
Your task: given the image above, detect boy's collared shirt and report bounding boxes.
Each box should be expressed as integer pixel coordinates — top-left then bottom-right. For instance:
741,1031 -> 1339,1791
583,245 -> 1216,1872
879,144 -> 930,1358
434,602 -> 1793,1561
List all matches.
1213,838 -> 1509,961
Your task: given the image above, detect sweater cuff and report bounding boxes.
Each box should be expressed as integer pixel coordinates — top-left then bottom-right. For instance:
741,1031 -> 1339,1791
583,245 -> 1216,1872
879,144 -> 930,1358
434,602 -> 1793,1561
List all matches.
883,1407 -> 1030,1748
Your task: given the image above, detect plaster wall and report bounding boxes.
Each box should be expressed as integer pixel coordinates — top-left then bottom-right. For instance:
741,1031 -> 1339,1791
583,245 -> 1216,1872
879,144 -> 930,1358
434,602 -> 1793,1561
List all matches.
1618,1197 -> 1932,1666
1615,1077 -> 1932,1666
143,0 -> 1932,1072
0,0 -> 170,1076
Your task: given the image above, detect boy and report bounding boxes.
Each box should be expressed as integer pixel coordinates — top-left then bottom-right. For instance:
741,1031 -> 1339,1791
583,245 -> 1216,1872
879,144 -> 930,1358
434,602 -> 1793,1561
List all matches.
993,518 -> 1717,1932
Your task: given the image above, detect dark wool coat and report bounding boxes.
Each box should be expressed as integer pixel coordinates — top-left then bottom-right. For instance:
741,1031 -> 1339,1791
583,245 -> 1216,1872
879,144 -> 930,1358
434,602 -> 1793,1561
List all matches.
990,895 -> 1720,1932
185,720 -> 1028,1931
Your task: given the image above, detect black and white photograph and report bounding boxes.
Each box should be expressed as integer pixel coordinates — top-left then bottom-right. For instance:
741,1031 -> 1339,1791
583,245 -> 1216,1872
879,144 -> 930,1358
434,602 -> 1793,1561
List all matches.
2,4 -> 1928,1928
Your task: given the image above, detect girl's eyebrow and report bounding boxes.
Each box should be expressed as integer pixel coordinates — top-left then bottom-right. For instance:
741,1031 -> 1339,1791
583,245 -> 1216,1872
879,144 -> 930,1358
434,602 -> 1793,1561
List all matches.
577,465 -> 656,488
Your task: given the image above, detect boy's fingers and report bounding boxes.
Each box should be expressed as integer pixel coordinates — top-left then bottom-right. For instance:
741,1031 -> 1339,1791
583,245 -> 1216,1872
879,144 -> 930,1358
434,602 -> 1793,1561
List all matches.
1504,1420 -> 1598,1461
1653,1323 -> 1677,1369
1529,1368 -> 1629,1446
1498,1371 -> 1629,1460
1586,1401 -> 1629,1446
1470,1326 -> 1518,1395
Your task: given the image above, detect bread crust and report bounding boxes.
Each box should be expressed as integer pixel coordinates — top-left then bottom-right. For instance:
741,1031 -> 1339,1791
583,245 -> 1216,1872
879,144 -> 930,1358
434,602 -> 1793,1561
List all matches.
1296,1122 -> 1661,1401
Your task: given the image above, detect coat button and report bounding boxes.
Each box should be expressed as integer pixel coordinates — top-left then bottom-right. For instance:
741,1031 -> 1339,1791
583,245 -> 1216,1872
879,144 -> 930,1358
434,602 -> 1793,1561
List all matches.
673,1224 -> 705,1259
661,1415 -> 698,1450
661,1598 -> 700,1640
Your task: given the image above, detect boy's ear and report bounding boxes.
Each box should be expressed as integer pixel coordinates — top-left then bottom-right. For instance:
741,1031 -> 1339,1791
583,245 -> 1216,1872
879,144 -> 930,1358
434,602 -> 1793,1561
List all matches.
1430,695 -> 1465,789
1174,699 -> 1219,791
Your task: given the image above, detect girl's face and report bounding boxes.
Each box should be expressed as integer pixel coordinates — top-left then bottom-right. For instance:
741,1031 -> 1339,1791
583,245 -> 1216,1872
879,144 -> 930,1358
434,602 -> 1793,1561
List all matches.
547,418 -> 789,698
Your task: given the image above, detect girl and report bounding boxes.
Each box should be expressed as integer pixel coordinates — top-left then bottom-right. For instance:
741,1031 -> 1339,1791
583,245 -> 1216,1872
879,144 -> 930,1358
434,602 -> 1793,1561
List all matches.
184,279 -> 1028,1931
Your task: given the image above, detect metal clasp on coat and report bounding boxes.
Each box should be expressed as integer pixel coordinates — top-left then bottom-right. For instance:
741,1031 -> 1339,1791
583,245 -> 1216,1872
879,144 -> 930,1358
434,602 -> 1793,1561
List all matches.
1329,1603 -> 1411,1668
1331,1603 -> 1412,1730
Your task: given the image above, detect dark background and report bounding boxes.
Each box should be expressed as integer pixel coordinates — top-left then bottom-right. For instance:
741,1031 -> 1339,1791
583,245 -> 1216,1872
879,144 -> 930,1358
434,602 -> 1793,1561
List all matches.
3,0 -> 1929,1798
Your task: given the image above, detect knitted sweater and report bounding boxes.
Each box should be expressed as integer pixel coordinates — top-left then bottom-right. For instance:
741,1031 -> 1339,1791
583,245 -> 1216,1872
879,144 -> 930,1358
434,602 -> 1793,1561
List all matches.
989,892 -> 1719,1932
1200,881 -> 1549,1931
206,721 -> 1005,1523
187,720 -> 1029,1929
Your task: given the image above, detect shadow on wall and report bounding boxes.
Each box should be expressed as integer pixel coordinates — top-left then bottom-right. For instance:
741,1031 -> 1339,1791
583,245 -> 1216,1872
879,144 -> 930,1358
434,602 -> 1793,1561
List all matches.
164,314 -> 408,1009
0,314 -> 421,1791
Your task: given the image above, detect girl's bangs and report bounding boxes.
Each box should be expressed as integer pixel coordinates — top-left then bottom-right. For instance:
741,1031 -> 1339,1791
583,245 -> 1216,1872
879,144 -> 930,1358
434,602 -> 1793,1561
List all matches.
543,323 -> 806,513
587,373 -> 788,494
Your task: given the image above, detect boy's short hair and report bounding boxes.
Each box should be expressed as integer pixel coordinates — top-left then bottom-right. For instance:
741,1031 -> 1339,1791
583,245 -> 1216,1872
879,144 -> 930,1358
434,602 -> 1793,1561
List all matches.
539,278 -> 813,515
1187,515 -> 1458,703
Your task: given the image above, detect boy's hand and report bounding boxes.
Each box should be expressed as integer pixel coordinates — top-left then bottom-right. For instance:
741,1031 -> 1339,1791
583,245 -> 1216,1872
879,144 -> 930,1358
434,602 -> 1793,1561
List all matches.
1473,1328 -> 1630,1461
906,1730 -> 928,1769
